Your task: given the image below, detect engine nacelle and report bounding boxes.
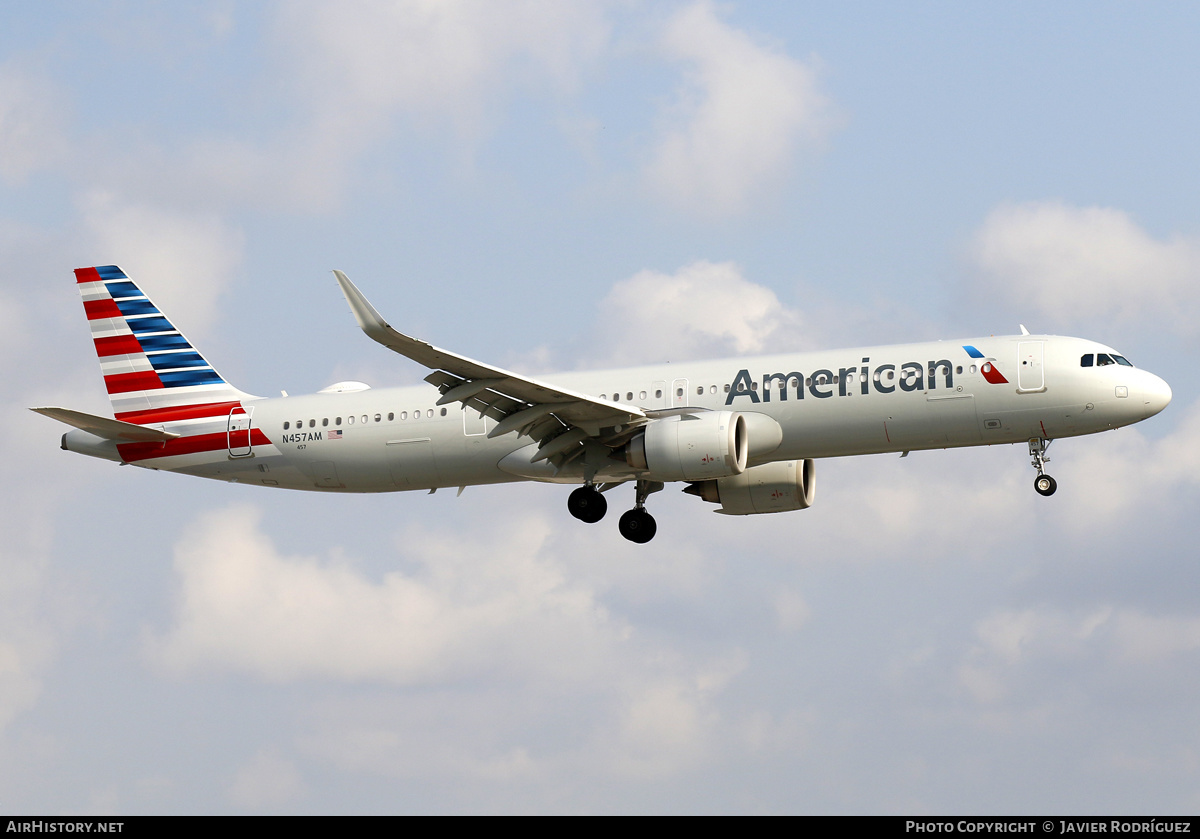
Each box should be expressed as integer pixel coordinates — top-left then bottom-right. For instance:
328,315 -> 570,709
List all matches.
684,459 -> 816,515
626,411 -> 748,482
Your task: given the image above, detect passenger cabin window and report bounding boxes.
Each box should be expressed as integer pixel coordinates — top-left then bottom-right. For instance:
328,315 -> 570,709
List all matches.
1081,354 -> 1094,367
322,418 -> 329,427
283,421 -> 290,430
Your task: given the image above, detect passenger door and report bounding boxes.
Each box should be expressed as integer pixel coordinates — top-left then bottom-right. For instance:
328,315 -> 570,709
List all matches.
1017,342 -> 1045,393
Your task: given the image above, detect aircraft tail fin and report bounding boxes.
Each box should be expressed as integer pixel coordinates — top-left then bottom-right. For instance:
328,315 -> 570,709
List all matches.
74,265 -> 255,422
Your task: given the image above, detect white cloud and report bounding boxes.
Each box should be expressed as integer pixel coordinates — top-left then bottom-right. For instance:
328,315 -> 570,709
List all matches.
774,588 -> 811,633
277,0 -> 608,122
1054,396 -> 1200,533
228,749 -> 304,810
608,680 -> 717,779
78,191 -> 244,338
148,505 -> 626,685
63,3 -> 611,214
0,62 -> 67,184
0,640 -> 44,733
645,1 -> 833,216
970,201 -> 1200,335
592,260 -> 807,365
192,0 -> 613,209
958,603 -> 1200,706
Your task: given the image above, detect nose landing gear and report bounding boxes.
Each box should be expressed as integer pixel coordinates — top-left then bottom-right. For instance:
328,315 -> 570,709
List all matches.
1029,438 -> 1057,496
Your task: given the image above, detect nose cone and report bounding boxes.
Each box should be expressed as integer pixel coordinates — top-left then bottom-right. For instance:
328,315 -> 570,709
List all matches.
1142,372 -> 1172,419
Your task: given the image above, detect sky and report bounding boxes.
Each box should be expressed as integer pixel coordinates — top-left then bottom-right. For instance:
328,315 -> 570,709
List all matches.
3,0 -> 1200,815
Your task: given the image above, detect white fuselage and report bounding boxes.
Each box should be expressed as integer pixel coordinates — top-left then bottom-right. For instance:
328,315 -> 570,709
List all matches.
68,334 -> 1169,494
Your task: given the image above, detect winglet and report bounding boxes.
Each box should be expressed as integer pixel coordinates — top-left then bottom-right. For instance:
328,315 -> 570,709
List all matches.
1019,324 -> 1030,336
333,270 -> 390,335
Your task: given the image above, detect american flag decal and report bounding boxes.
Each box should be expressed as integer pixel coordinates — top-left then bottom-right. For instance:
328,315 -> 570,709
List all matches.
329,429 -> 343,440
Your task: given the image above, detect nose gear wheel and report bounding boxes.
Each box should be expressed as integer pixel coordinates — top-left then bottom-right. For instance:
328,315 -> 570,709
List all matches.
1029,438 -> 1056,496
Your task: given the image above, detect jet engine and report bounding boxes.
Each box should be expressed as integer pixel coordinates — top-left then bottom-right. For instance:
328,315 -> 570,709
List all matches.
683,458 -> 816,515
626,411 -> 748,482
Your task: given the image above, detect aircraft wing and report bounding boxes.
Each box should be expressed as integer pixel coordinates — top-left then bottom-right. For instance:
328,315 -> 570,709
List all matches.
30,406 -> 181,442
334,271 -> 645,460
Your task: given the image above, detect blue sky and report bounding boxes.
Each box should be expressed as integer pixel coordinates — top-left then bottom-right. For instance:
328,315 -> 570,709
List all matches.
3,1 -> 1200,814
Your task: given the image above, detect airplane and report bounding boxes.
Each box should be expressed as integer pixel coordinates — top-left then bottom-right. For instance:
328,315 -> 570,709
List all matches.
33,265 -> 1173,544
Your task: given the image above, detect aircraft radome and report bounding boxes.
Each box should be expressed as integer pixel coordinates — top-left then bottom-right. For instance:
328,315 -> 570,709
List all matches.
33,266 -> 1173,544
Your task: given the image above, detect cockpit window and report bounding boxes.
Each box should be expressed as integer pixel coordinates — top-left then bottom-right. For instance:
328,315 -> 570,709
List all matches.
1113,355 -> 1133,366
1097,353 -> 1115,366
1080,354 -> 1094,367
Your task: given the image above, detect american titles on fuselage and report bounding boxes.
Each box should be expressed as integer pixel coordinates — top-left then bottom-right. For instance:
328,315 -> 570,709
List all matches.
726,354 -> 975,405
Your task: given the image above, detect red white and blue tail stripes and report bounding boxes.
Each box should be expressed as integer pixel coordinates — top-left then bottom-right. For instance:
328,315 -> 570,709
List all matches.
75,266 -> 269,463
75,265 -> 251,420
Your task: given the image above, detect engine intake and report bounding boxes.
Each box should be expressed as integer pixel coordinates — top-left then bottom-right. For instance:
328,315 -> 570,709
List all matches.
684,459 -> 816,515
626,411 -> 748,482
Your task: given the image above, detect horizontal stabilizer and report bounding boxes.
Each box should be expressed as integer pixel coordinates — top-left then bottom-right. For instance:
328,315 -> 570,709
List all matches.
29,407 -> 181,442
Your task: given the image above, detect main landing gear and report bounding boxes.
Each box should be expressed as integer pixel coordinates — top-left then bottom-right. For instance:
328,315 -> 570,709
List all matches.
566,479 -> 663,543
567,484 -> 607,523
1029,437 -> 1057,496
618,479 -> 663,544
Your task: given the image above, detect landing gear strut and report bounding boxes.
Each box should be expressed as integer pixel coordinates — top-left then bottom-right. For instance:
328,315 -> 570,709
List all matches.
567,484 -> 607,523
618,479 -> 663,544
1029,437 -> 1057,497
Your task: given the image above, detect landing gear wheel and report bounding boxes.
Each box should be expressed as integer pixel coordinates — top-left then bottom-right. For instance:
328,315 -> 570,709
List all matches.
1028,438 -> 1057,497
618,509 -> 657,543
1034,474 -> 1057,497
568,486 -> 607,523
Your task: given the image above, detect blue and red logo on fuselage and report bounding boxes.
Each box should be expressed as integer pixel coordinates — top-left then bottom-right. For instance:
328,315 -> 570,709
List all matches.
963,345 -> 1009,384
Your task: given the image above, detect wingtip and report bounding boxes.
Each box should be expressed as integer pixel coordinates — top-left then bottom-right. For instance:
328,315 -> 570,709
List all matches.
332,269 -> 388,332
